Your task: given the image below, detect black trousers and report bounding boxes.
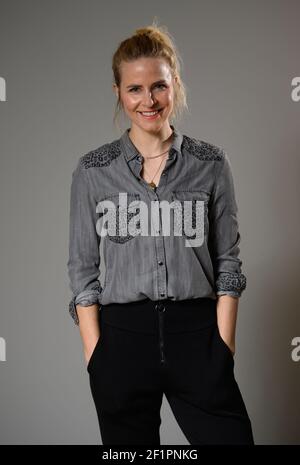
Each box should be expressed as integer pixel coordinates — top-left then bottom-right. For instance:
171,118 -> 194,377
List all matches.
87,297 -> 254,445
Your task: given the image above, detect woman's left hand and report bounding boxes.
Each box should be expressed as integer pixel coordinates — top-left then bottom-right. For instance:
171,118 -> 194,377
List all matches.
229,345 -> 235,357
216,295 -> 239,358
219,325 -> 235,356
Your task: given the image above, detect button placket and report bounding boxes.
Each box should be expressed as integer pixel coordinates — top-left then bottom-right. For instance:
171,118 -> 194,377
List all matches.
153,190 -> 167,299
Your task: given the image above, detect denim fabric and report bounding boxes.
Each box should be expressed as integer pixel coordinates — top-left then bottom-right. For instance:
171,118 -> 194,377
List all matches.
67,125 -> 246,325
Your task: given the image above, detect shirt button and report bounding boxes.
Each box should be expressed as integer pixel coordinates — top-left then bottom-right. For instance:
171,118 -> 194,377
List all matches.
158,261 -> 163,266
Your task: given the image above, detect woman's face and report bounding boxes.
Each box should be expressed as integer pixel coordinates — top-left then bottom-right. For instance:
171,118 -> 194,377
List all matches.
114,57 -> 178,132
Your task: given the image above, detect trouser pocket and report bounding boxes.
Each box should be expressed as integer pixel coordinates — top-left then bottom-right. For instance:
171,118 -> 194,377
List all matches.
214,323 -> 234,361
87,328 -> 104,374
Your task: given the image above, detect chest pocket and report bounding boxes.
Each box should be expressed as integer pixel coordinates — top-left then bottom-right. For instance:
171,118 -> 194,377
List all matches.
97,192 -> 141,244
171,190 -> 211,243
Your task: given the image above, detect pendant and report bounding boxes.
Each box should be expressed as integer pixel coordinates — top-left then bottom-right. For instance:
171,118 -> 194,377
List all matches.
149,181 -> 156,189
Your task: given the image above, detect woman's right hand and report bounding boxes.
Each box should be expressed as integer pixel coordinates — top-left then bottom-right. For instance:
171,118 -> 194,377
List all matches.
76,303 -> 101,366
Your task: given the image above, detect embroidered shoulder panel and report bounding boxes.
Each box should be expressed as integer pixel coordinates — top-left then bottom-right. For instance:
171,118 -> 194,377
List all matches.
80,139 -> 122,169
182,135 -> 224,161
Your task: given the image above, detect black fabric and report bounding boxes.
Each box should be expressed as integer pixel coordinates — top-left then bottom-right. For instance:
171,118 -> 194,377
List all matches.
87,297 -> 254,445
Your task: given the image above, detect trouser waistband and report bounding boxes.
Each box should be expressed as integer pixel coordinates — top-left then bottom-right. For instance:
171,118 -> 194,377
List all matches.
100,297 -> 217,334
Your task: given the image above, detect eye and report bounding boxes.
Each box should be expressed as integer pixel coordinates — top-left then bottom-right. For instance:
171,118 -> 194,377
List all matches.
129,84 -> 167,92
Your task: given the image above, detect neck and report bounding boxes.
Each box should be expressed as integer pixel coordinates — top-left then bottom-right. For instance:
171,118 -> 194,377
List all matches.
128,123 -> 174,156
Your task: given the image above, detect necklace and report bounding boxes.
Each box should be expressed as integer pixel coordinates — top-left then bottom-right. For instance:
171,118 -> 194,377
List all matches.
129,129 -> 174,189
143,147 -> 170,159
142,152 -> 169,189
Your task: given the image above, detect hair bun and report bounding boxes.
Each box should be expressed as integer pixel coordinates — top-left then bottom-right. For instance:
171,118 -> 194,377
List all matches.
135,27 -> 154,36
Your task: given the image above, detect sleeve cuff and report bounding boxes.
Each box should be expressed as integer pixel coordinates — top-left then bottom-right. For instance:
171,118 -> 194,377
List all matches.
69,288 -> 102,325
216,291 -> 240,298
215,271 -> 246,298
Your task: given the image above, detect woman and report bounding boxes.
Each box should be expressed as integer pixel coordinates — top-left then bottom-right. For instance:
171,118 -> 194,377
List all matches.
67,23 -> 254,445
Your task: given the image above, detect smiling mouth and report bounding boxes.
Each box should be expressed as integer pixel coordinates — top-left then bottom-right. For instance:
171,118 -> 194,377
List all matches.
137,108 -> 163,115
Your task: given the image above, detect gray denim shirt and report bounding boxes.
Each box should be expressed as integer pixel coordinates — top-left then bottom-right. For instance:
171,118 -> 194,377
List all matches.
67,125 -> 246,325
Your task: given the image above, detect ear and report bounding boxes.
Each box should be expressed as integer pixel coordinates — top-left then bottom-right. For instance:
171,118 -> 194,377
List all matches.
113,83 -> 119,98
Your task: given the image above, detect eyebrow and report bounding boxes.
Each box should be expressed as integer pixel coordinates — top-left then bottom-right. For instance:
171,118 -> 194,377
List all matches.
126,80 -> 167,89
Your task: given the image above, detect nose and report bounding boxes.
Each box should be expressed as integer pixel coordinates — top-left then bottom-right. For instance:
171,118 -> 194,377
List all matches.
142,90 -> 156,107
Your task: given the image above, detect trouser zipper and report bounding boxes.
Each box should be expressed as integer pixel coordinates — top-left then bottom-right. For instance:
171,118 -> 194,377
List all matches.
156,302 -> 166,364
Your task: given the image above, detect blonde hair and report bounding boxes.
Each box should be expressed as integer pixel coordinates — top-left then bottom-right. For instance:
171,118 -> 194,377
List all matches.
112,19 -> 188,131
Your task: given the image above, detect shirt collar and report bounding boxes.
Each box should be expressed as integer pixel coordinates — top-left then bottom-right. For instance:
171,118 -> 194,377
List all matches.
120,124 -> 184,162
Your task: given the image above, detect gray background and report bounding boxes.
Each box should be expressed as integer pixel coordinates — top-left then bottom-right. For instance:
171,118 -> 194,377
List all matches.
0,0 -> 299,444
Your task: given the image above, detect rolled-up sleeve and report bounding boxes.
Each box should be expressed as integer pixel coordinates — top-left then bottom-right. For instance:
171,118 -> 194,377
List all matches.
67,159 -> 102,325
208,151 -> 247,298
